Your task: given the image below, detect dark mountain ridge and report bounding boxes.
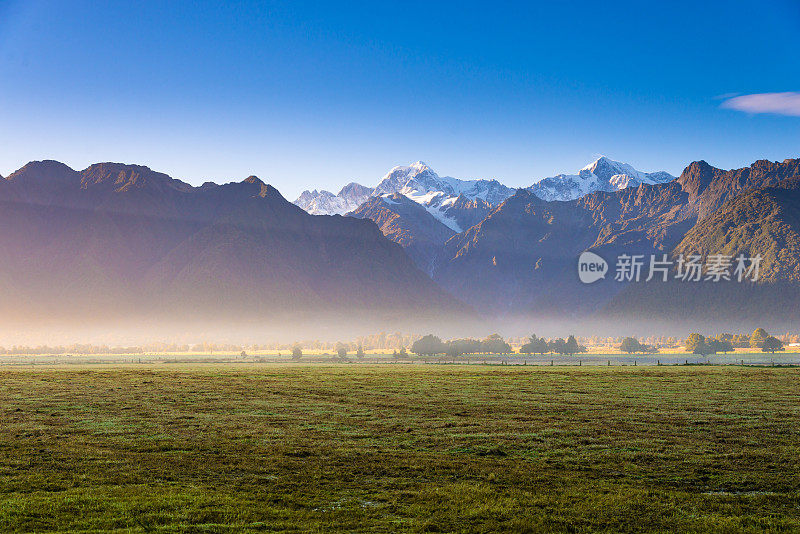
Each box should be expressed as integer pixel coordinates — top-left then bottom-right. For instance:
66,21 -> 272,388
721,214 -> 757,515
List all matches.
0,160 -> 468,336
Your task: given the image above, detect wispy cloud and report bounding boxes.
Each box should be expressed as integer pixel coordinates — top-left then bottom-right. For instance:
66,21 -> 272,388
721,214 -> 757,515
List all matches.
721,92 -> 800,117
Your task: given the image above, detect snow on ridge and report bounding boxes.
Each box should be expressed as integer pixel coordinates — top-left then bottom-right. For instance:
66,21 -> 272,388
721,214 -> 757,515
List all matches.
528,156 -> 676,202
295,157 -> 673,216
369,162 -> 514,231
294,182 -> 374,215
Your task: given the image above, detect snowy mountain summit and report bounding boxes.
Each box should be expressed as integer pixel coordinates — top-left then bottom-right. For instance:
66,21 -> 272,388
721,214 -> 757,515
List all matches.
293,161 -> 514,231
527,157 -> 676,201
294,182 -> 374,215
371,162 -> 515,232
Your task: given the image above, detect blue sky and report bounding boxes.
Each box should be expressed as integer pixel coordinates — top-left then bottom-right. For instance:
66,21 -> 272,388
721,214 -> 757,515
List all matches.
1,0 -> 798,198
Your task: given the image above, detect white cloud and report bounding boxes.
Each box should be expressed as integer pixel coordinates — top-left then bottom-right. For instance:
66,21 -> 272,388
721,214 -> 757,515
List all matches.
721,92 -> 800,117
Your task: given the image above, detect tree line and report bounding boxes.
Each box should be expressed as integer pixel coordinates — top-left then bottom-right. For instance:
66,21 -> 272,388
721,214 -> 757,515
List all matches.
684,328 -> 784,355
410,334 -> 587,357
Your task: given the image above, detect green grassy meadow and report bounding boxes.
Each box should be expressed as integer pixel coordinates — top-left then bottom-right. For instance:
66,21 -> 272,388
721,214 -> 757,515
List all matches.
1,364 -> 799,532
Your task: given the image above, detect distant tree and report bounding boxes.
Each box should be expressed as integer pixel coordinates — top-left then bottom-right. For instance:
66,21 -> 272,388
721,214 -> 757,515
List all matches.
565,335 -> 586,355
731,334 -> 750,348
399,346 -> 409,359
481,334 -> 511,354
717,333 -> 740,348
356,345 -> 365,360
519,334 -> 535,354
619,337 -> 644,354
240,350 -> 248,358
520,334 -> 540,354
689,337 -> 713,356
685,333 -> 706,353
532,337 -> 549,354
750,328 -> 769,349
549,338 -> 567,355
336,342 -> 348,360
411,335 -> 445,356
711,339 -> 734,354
761,336 -> 784,353
291,345 -> 302,360
446,343 -> 462,358
704,339 -> 725,355
447,338 -> 481,356
392,350 -> 399,360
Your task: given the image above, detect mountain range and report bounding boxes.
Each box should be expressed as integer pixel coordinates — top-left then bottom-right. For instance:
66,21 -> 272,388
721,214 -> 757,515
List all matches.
296,155 -> 800,328
298,157 -> 675,272
433,157 -> 800,328
294,157 -> 675,215
2,155 -> 799,337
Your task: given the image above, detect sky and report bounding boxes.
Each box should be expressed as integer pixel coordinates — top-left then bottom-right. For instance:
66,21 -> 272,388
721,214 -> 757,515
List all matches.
1,0 -> 799,199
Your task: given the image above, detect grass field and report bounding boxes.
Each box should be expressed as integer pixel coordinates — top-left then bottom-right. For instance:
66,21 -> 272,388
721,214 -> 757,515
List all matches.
1,365 -> 799,532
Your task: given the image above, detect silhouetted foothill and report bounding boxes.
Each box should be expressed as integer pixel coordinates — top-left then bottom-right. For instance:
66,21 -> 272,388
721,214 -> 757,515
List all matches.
0,160 -> 467,326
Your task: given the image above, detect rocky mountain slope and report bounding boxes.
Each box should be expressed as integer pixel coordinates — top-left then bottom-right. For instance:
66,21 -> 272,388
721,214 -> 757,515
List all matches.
673,176 -> 800,281
349,193 -> 456,273
431,157 -> 800,325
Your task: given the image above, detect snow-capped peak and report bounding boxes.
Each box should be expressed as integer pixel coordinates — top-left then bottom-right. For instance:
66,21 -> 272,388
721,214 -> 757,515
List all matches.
528,157 -> 676,202
374,162 -> 514,204
374,161 -> 443,197
294,161 -> 515,230
294,182 -> 374,215
581,156 -> 644,180
369,162 -> 515,231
